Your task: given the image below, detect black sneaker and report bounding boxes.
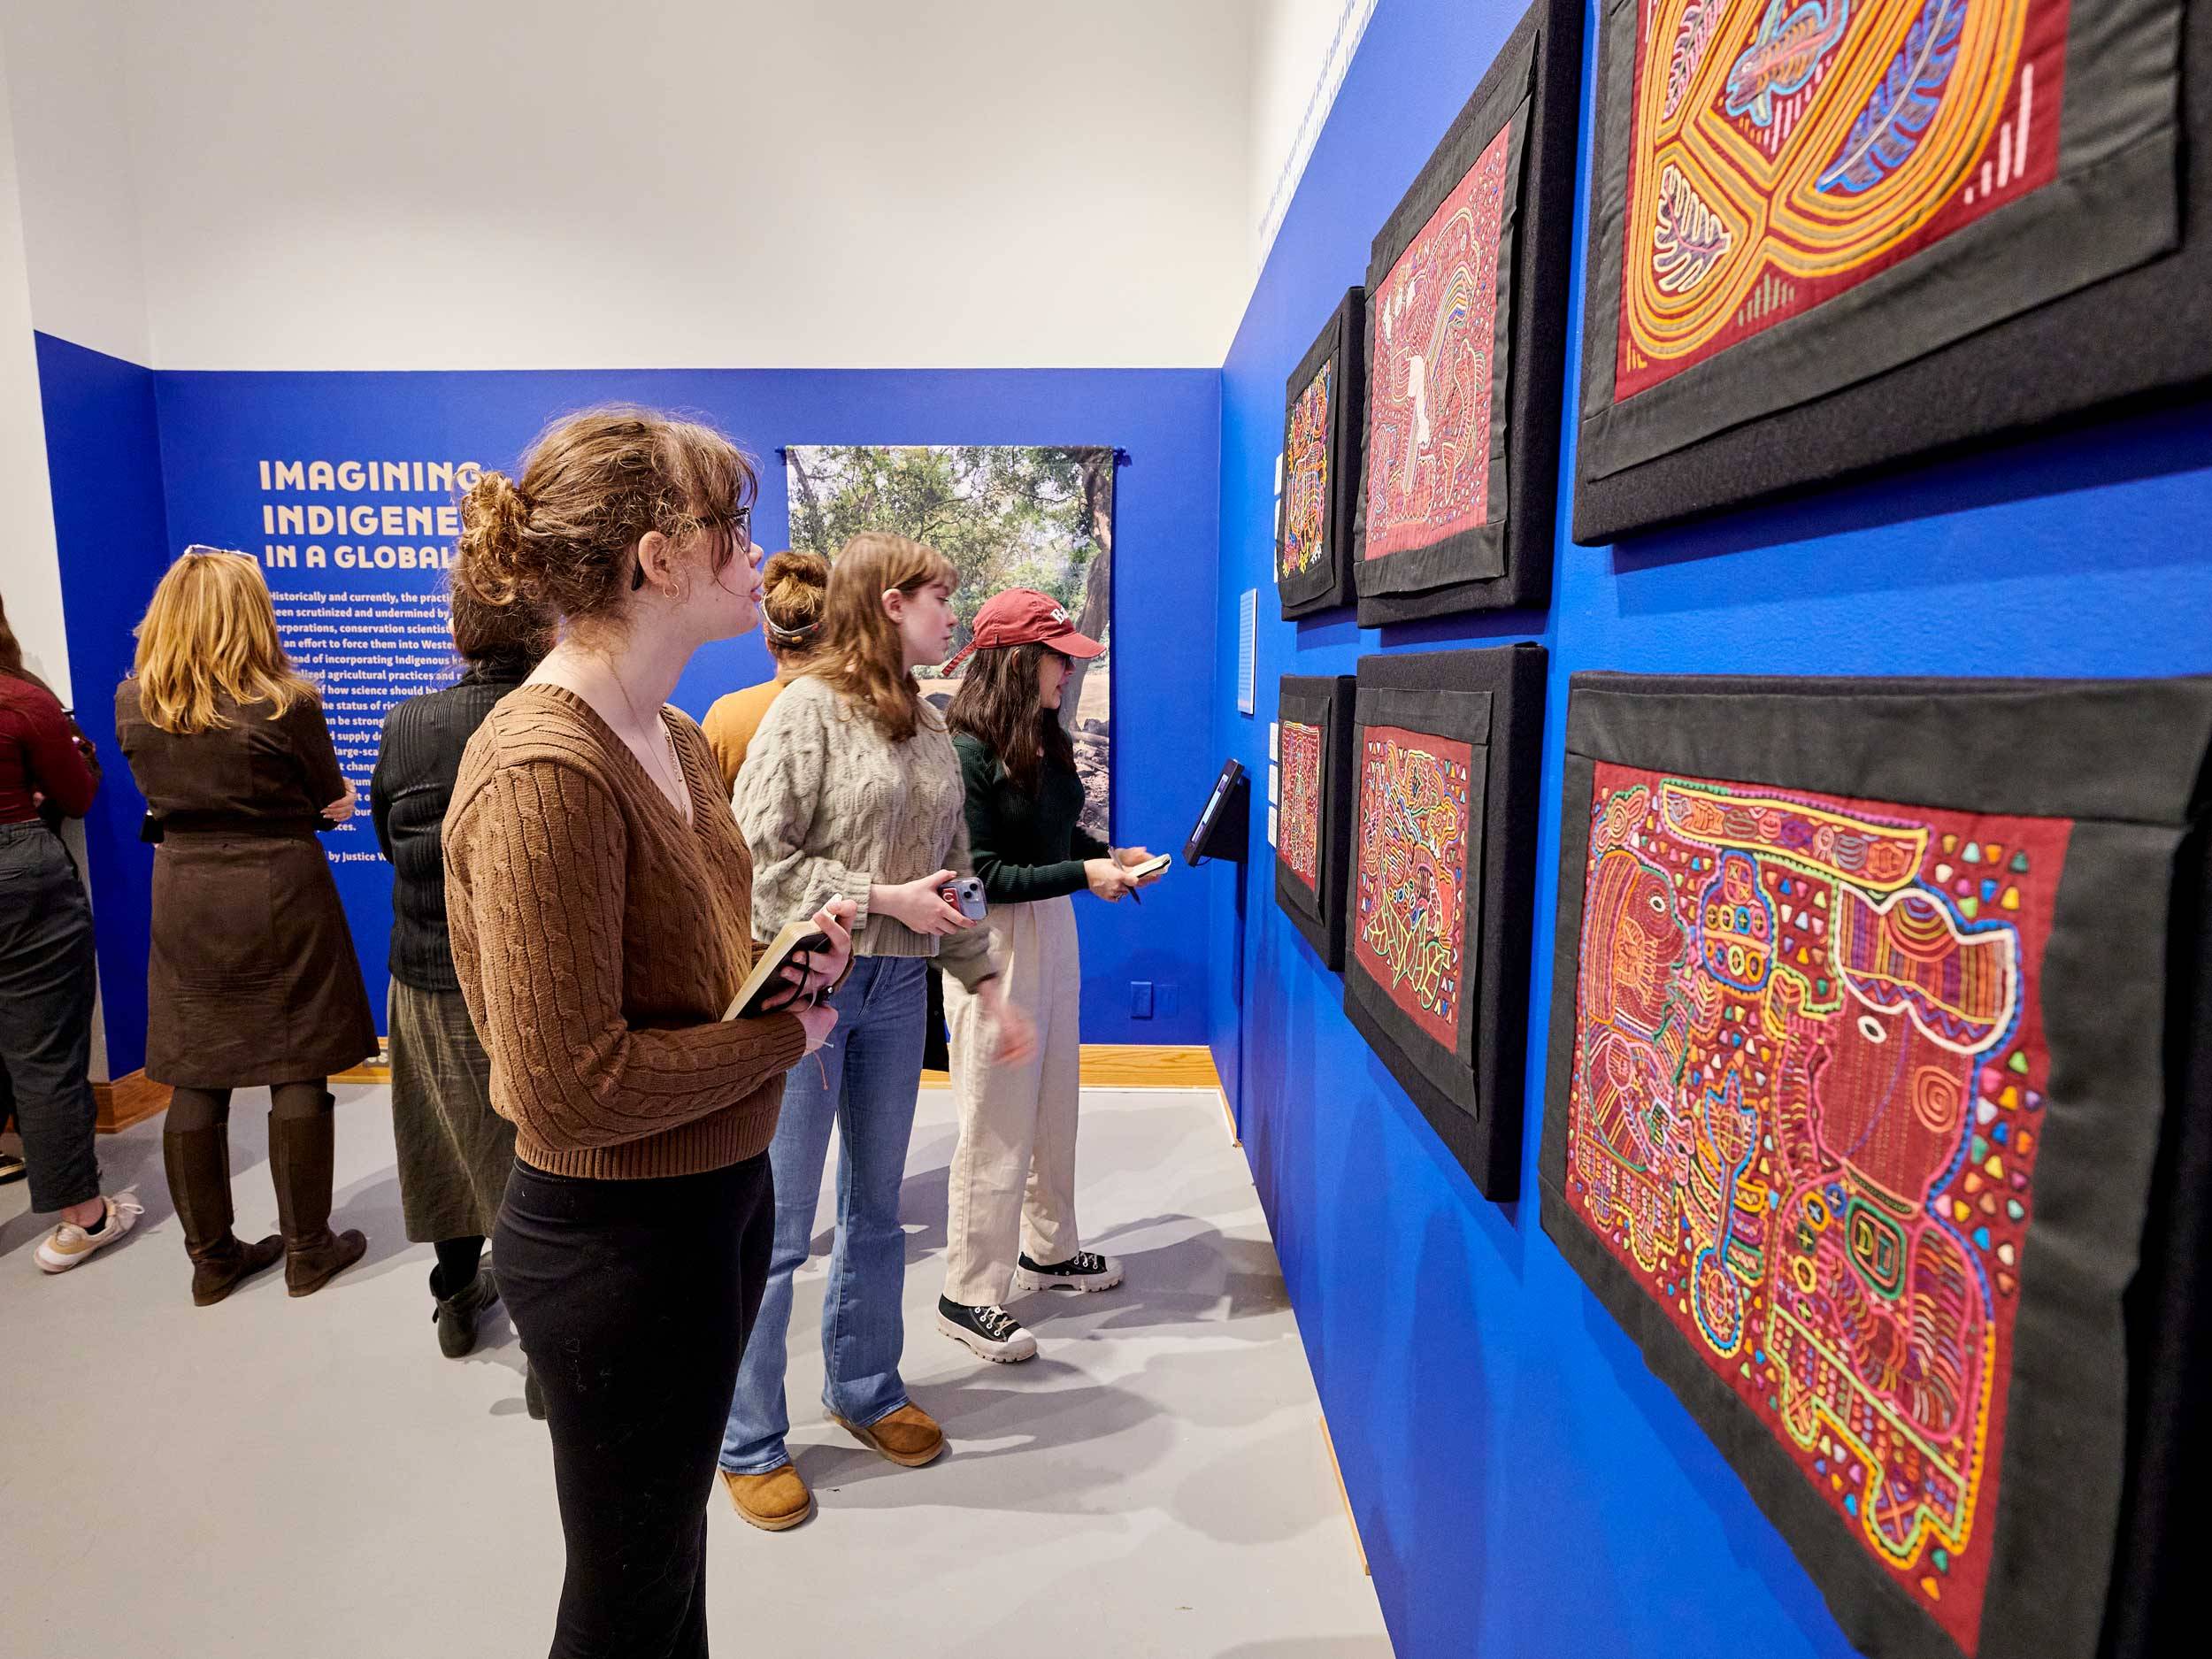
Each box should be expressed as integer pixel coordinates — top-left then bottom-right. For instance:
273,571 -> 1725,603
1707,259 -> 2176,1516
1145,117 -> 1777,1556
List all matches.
935,1296 -> 1039,1363
1011,1248 -> 1123,1295
433,1268 -> 500,1359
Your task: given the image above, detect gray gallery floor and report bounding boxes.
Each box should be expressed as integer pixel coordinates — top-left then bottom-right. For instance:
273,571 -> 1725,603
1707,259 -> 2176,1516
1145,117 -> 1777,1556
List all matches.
0,1079 -> 1389,1658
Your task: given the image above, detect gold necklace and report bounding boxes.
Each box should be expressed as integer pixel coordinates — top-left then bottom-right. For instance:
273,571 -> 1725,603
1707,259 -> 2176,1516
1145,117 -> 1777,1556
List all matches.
604,662 -> 688,818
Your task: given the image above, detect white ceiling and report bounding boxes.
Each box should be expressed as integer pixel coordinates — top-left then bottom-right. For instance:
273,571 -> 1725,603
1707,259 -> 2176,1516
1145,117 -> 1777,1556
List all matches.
3,0 -> 1360,372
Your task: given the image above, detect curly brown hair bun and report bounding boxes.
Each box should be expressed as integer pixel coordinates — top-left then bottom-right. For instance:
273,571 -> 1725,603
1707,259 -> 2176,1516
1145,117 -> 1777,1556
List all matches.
758,549 -> 829,657
455,405 -> 755,626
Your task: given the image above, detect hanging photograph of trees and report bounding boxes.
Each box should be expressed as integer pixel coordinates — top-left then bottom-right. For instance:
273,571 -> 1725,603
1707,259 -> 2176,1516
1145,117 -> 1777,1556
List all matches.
786,444 -> 1115,841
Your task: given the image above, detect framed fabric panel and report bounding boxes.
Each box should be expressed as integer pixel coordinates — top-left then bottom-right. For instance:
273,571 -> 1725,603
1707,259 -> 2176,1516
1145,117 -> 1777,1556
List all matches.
1540,672 -> 2212,1659
1573,0 -> 2197,542
1276,291 -> 1366,620
1350,0 -> 1583,625
1342,644 -> 1547,1199
1274,676 -> 1358,967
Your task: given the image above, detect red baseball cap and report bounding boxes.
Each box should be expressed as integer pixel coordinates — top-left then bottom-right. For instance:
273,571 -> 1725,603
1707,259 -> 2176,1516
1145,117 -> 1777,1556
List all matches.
945,588 -> 1103,671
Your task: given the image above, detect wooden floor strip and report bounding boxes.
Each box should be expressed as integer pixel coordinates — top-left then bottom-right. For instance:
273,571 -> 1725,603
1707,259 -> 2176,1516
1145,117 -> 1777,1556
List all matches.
104,1045 -> 1219,1127
920,1044 -> 1219,1089
1317,1411 -> 1371,1578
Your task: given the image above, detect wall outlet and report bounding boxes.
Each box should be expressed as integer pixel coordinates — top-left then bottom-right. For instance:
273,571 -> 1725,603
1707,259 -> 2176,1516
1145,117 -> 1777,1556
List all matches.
1130,980 -> 1156,1019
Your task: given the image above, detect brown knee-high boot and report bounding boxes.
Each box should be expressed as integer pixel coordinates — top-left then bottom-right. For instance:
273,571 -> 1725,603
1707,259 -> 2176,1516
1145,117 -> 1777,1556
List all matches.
269,1094 -> 366,1296
162,1126 -> 283,1306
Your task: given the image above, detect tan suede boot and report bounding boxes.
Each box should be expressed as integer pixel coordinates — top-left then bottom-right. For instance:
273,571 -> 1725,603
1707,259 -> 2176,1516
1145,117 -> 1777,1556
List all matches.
163,1126 -> 283,1307
721,1463 -> 812,1531
830,1402 -> 944,1468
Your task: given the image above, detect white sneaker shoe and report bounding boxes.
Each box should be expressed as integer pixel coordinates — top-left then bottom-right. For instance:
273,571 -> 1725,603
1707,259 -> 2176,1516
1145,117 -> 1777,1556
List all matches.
35,1189 -> 144,1274
1010,1249 -> 1123,1295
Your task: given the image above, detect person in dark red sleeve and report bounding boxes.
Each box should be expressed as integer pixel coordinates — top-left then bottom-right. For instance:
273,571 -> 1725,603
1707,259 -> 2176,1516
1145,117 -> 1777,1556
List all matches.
0,591 -> 142,1270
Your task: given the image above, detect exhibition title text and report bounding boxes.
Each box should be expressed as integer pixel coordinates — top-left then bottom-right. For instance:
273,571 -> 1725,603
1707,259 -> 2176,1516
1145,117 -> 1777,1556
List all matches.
257,457 -> 484,573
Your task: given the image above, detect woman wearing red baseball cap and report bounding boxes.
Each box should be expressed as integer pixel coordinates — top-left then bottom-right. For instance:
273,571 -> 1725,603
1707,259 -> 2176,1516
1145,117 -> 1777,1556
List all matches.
937,587 -> 1164,1363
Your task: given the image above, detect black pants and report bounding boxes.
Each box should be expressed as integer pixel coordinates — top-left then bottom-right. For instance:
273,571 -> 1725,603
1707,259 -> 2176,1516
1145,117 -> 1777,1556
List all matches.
0,821 -> 100,1213
496,1152 -> 774,1659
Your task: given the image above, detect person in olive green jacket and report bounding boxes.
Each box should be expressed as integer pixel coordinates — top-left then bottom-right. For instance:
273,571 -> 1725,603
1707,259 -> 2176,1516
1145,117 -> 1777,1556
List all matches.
935,588 -> 1162,1364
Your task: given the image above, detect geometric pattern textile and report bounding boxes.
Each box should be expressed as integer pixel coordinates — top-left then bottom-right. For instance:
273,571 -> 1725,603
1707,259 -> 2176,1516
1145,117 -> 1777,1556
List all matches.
1274,676 -> 1359,969
1573,0 -> 2190,541
1342,644 -> 1548,1201
1280,370 -> 1332,582
1280,721 -> 1325,892
1277,290 -> 1366,619
1541,672 -> 2212,1659
1616,0 -> 2077,401
1353,726 -> 1475,1051
1563,762 -> 2068,1655
1363,127 -> 1513,564
1351,0 -> 1585,623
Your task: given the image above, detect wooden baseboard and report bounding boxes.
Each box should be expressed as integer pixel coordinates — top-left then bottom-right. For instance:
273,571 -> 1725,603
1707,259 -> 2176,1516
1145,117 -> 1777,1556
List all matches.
1317,1411 -> 1371,1578
92,1046 -> 395,1131
93,1072 -> 173,1134
919,1043 -> 1221,1089
332,1041 -> 392,1086
93,1041 -> 1236,1136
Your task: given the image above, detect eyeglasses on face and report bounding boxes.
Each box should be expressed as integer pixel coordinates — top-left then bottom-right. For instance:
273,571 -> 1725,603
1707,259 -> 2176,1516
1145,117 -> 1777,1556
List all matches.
632,505 -> 754,591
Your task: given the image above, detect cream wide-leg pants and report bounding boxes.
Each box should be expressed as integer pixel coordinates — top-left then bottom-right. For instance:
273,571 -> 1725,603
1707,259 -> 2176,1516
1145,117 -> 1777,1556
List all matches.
942,895 -> 1084,1307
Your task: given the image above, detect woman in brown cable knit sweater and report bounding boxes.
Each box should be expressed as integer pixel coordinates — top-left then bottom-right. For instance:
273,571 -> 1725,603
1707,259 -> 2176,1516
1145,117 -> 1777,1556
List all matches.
442,407 -> 851,1659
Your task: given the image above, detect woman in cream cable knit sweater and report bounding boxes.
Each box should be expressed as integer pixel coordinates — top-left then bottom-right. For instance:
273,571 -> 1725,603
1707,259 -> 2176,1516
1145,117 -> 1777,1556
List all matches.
718,531 -> 1036,1532
442,409 -> 852,1657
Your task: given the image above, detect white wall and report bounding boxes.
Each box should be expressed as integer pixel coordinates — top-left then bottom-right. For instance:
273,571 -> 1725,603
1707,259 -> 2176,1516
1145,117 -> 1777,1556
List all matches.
3,33 -> 110,1081
0,0 -> 151,366
1248,0 -> 1378,273
8,0 -> 1263,371
0,30 -> 73,695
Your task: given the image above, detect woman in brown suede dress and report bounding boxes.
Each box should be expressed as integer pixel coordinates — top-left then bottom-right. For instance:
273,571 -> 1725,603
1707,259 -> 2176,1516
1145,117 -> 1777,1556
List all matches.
117,547 -> 379,1305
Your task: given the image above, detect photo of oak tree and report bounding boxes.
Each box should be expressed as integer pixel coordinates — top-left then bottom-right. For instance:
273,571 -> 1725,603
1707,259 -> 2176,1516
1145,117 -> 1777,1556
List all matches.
785,444 -> 1115,840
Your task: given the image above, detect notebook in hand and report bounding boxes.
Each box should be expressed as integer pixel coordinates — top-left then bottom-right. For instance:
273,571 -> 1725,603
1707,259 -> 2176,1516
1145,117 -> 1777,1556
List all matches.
722,918 -> 832,1021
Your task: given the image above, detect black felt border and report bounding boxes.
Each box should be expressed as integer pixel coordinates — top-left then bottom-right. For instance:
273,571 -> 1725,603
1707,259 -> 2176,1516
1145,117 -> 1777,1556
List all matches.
1348,0 -> 1580,623
1537,672 -> 2212,1659
1277,292 -> 1365,620
1571,0 -> 2202,544
1273,674 -> 1358,968
1343,643 -> 1547,1200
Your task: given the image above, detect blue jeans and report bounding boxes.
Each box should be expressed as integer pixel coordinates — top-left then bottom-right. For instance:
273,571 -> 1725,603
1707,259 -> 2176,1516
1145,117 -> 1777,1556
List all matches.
720,956 -> 927,1474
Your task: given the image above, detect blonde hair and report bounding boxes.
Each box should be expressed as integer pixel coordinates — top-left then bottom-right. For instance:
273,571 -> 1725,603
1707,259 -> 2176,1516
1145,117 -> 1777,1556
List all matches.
814,533 -> 956,744
759,549 -> 829,664
132,548 -> 317,735
455,405 -> 754,627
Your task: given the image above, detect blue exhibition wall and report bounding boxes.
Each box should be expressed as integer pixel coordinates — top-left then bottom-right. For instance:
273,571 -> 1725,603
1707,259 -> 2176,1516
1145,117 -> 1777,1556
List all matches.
1210,3 -> 2212,1657
36,335 -> 170,1080
36,349 -> 1220,1071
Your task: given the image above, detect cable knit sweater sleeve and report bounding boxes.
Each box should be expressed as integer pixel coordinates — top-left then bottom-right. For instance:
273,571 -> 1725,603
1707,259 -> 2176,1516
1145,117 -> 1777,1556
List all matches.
447,756 -> 807,1153
735,676 -> 997,993
735,681 -> 877,936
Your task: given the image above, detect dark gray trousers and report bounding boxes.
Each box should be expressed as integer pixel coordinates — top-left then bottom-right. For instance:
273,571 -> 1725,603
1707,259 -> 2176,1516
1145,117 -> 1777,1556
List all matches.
0,820 -> 101,1212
